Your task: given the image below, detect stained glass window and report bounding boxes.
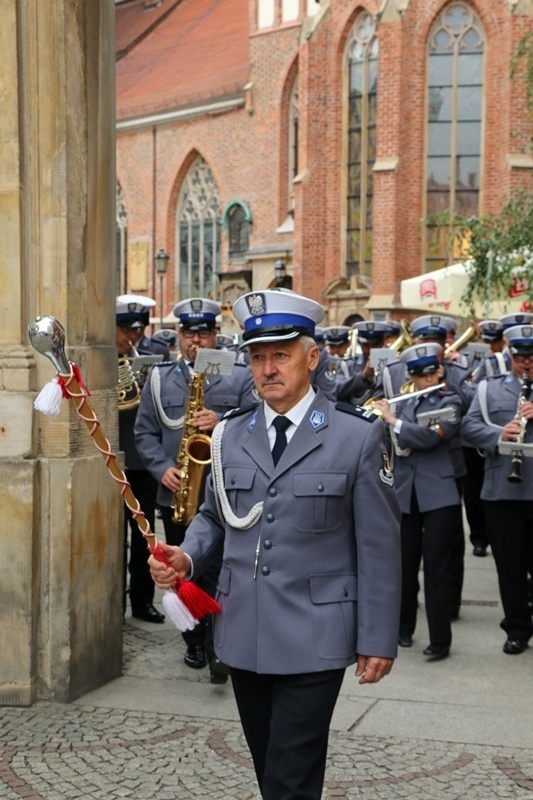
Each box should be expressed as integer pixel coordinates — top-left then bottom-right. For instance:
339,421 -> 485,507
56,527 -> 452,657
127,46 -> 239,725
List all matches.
177,157 -> 221,299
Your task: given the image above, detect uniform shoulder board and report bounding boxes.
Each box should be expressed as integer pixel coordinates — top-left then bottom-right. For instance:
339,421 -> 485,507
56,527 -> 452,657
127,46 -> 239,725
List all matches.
221,403 -> 259,421
335,401 -> 378,422
153,359 -> 176,368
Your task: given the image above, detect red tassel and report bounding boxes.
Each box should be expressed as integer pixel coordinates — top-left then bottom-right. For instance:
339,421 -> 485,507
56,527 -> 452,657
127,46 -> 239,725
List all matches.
150,541 -> 221,620
177,579 -> 221,618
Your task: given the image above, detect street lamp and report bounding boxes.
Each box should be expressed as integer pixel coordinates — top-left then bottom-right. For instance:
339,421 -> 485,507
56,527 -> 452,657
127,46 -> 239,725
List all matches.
154,247 -> 169,328
274,260 -> 286,281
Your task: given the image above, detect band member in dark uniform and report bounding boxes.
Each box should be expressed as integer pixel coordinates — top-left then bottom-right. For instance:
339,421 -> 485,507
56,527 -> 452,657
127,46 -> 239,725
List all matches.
116,295 -> 165,623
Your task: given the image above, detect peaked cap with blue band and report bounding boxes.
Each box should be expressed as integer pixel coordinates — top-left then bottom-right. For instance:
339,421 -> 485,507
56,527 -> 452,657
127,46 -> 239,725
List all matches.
322,325 -> 351,345
116,294 -> 156,327
411,314 -> 455,339
499,312 -> 533,330
505,324 -> 533,354
352,320 -> 387,343
400,342 -> 442,374
384,320 -> 402,336
233,288 -> 325,347
172,298 -> 221,329
478,319 -> 504,341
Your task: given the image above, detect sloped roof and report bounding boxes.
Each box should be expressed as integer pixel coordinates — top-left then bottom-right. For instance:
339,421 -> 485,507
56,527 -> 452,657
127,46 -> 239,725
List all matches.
116,0 -> 250,121
116,0 -> 179,61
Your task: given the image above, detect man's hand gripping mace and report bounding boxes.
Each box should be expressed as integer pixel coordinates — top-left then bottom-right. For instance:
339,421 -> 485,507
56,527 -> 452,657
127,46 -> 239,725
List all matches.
28,316 -> 220,630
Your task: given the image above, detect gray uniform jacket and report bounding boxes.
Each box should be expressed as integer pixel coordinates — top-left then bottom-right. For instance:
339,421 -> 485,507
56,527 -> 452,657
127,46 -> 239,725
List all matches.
180,390 -> 402,675
461,374 -> 533,501
392,390 -> 462,514
134,359 -> 255,506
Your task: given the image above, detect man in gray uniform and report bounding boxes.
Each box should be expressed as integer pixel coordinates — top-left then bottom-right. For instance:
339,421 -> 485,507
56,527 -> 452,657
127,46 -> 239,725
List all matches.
148,288 -> 402,800
135,297 -> 255,673
462,324 -> 533,655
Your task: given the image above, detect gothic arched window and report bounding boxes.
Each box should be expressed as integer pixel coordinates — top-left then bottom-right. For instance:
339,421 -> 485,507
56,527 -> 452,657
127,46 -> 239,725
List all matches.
288,75 -> 299,215
226,202 -> 251,258
346,12 -> 378,279
425,3 -> 485,271
177,157 -> 221,299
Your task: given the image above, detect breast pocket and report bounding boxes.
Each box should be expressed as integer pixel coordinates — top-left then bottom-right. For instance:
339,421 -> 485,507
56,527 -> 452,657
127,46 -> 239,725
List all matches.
210,392 -> 241,413
293,472 -> 347,533
224,466 -> 257,516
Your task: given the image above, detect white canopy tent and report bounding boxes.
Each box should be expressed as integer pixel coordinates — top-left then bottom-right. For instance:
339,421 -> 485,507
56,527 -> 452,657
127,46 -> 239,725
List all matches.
400,261 -> 530,319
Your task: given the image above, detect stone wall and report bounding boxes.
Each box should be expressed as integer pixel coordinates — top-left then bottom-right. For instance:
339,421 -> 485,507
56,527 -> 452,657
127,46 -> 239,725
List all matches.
0,0 -> 121,704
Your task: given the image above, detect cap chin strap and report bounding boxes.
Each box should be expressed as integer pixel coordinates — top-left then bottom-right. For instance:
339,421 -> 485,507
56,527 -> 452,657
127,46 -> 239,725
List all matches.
211,420 -> 263,529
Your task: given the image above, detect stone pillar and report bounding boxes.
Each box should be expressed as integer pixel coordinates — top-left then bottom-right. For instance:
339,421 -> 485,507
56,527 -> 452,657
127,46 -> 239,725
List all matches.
0,0 -> 121,704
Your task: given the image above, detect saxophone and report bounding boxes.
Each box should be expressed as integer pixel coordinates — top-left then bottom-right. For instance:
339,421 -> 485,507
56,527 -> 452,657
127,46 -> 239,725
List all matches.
171,368 -> 212,525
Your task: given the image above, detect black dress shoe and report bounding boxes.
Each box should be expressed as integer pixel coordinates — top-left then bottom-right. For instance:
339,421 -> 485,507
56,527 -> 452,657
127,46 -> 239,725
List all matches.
398,636 -> 413,648
184,644 -> 207,669
503,638 -> 528,655
473,544 -> 487,557
131,603 -> 165,623
423,644 -> 450,659
209,656 -> 230,684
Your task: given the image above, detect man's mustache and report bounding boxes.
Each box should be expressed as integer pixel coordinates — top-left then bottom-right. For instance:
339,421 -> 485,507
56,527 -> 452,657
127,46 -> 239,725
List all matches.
261,377 -> 285,387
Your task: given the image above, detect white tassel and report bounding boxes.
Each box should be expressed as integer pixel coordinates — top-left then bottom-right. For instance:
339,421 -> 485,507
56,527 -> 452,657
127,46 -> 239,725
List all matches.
34,378 -> 64,417
162,589 -> 199,632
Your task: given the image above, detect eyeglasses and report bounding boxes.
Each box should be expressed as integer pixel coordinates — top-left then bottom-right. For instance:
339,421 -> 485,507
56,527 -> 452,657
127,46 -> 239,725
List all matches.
181,329 -> 213,340
512,353 -> 533,363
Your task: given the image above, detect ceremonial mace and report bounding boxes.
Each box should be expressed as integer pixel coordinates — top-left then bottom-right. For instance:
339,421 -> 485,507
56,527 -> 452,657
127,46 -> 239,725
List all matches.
28,315 -> 220,630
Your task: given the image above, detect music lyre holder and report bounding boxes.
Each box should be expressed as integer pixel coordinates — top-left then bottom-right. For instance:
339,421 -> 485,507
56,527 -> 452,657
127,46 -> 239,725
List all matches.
416,405 -> 457,428
498,440 -> 533,458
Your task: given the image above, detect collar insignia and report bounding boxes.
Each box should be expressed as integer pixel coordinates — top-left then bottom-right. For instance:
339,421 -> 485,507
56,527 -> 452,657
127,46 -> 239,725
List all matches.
309,410 -> 325,428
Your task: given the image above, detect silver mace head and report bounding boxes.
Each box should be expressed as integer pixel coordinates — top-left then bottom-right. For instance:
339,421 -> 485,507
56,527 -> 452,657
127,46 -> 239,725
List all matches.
28,316 -> 71,374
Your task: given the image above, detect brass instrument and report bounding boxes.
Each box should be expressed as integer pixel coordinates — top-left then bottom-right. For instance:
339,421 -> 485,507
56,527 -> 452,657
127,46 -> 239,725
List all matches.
171,368 -> 212,525
507,369 -> 531,484
118,342 -> 141,411
443,323 -> 478,359
389,320 -> 414,353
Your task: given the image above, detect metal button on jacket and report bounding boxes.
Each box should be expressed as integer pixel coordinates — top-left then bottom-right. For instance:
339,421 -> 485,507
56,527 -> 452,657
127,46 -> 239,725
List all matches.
264,540 -> 273,550
261,566 -> 271,576
266,513 -> 275,522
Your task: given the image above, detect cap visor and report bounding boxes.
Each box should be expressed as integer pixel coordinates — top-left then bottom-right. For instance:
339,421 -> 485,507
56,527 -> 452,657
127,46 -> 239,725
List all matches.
239,330 -> 302,349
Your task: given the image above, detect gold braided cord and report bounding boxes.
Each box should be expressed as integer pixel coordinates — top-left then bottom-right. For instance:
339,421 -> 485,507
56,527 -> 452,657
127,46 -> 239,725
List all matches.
59,367 -> 156,549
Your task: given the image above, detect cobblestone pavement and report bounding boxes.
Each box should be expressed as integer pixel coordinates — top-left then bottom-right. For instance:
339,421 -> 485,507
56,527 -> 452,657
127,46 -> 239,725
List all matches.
2,550 -> 533,799
1,695 -> 533,799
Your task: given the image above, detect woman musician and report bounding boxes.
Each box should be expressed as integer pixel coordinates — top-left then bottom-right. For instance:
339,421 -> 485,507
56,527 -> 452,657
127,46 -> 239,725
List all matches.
373,343 -> 462,660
